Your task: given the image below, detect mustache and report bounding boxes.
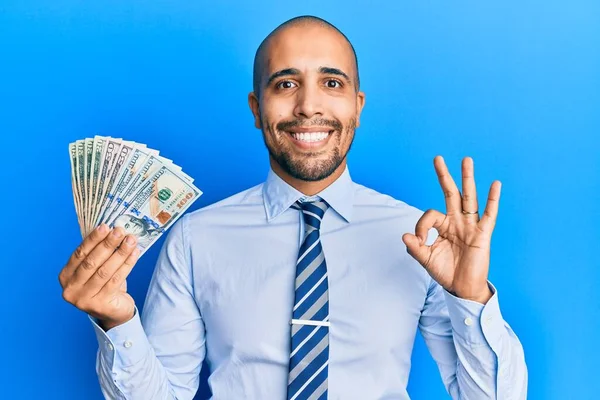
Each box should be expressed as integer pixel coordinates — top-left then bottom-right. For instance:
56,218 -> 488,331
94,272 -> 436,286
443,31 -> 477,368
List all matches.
277,118 -> 343,132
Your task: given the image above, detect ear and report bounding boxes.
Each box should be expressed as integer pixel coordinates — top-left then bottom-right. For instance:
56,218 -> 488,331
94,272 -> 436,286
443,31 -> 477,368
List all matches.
355,91 -> 366,128
248,91 -> 262,129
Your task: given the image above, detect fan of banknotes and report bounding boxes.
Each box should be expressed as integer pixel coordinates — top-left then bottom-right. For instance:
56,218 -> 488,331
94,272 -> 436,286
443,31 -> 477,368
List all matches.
69,136 -> 202,257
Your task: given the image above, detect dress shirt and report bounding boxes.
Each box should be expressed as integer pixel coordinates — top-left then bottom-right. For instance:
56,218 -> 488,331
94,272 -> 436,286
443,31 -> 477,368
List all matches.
90,165 -> 527,399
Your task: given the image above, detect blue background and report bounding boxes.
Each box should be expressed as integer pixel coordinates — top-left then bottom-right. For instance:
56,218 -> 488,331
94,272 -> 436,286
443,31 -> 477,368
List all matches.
1,1 -> 598,398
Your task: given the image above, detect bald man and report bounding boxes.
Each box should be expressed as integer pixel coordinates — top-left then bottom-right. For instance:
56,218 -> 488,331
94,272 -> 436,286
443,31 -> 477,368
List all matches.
59,15 -> 527,400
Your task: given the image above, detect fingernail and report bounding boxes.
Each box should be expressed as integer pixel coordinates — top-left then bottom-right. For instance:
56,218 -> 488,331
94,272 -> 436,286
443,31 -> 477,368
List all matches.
132,248 -> 141,257
125,236 -> 136,245
112,228 -> 123,238
98,224 -> 108,234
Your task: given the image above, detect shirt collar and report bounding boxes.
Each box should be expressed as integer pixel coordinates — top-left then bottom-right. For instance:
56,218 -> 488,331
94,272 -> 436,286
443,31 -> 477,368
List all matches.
262,165 -> 354,223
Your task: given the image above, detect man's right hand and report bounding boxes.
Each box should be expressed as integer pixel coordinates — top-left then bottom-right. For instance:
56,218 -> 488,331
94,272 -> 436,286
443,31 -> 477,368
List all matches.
59,224 -> 140,331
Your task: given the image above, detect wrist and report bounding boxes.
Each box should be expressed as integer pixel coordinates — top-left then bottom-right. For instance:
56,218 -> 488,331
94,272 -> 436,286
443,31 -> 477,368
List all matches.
99,310 -> 135,332
468,290 -> 493,304
451,284 -> 493,304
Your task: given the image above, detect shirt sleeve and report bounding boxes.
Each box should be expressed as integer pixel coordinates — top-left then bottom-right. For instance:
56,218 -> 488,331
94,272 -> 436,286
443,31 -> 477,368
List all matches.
418,277 -> 528,399
89,215 -> 206,400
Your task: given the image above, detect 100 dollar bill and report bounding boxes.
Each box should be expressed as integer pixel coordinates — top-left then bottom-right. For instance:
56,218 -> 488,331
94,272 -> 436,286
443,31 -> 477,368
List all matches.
108,163 -> 202,255
96,144 -> 153,226
69,136 -> 202,253
89,138 -> 123,232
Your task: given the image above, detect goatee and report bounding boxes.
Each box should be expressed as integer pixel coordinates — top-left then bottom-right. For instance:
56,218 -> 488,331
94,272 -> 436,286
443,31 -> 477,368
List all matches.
262,117 -> 356,182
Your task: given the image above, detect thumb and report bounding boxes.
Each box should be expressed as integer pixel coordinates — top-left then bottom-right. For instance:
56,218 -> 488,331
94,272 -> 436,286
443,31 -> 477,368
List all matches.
402,233 -> 430,267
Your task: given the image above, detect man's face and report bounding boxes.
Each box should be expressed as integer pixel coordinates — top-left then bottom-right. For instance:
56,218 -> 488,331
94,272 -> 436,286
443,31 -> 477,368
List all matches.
249,25 -> 365,181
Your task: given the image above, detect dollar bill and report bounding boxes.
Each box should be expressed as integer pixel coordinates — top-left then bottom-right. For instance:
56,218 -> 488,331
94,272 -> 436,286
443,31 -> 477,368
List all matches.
109,163 -> 202,255
90,138 -> 123,231
83,138 -> 94,234
96,144 -> 156,225
69,137 -> 202,250
75,140 -> 86,232
69,142 -> 84,237
86,136 -> 107,235
101,154 -> 166,225
93,140 -> 136,228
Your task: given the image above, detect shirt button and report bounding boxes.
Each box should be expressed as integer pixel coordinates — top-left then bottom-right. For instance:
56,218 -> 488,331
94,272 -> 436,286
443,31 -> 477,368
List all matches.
464,317 -> 473,326
124,340 -> 133,348
107,343 -> 114,351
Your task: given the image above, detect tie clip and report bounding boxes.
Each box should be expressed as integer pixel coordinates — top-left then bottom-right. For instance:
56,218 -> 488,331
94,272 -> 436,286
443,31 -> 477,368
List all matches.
290,319 -> 330,327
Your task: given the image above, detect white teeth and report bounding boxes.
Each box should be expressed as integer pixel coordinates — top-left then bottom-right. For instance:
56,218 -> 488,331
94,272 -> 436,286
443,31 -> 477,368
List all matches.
290,131 -> 330,142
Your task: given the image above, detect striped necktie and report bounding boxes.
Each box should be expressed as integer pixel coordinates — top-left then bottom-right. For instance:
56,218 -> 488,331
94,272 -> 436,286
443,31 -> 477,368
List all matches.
287,198 -> 330,400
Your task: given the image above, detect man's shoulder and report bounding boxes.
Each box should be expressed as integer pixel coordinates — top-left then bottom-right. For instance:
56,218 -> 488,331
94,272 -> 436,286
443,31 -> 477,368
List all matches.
352,181 -> 437,245
353,181 -> 425,217
183,182 -> 265,223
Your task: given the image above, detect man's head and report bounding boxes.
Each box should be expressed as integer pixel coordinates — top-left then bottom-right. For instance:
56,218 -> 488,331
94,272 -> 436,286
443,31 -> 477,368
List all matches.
248,16 -> 366,183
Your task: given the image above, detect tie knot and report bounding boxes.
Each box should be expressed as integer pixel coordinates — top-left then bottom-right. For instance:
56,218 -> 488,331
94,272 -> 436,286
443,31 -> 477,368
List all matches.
292,198 -> 329,230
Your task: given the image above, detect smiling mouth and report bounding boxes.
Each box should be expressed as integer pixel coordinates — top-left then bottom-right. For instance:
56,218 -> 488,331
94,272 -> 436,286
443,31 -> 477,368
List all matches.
286,130 -> 334,144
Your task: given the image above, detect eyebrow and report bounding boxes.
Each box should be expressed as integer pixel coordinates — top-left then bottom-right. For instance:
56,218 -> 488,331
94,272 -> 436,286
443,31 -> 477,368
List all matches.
265,66 -> 352,87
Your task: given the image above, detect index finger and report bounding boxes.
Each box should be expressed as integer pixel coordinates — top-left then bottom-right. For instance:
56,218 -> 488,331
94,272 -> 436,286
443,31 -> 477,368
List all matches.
59,224 -> 110,287
433,156 -> 462,215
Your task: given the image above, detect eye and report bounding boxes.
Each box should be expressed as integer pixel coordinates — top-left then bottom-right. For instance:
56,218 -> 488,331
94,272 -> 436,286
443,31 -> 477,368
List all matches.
276,80 -> 297,90
325,79 -> 342,88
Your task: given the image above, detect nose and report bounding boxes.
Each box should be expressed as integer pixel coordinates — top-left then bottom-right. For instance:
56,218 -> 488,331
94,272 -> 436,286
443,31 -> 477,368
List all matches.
293,82 -> 323,120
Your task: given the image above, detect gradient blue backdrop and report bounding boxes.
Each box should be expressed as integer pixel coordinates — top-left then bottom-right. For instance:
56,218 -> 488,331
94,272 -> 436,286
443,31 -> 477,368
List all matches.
1,1 -> 598,399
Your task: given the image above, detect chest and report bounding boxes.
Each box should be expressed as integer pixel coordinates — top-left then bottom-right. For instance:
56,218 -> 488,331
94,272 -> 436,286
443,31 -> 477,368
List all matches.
190,218 -> 430,362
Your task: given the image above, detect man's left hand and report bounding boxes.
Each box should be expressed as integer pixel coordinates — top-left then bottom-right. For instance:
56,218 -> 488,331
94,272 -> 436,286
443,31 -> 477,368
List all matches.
402,156 -> 501,304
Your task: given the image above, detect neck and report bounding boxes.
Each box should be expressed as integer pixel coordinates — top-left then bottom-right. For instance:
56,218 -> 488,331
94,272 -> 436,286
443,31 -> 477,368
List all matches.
269,157 -> 347,196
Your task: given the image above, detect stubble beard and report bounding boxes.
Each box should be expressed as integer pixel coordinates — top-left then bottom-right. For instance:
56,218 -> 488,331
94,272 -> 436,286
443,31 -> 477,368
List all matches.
261,117 -> 357,182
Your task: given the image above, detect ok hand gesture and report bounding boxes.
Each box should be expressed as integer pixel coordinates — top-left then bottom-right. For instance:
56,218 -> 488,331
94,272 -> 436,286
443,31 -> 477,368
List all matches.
402,156 -> 501,304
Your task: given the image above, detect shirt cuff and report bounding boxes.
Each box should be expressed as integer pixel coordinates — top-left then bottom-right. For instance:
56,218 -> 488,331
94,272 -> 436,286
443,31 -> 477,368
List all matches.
89,306 -> 152,370
443,281 -> 505,348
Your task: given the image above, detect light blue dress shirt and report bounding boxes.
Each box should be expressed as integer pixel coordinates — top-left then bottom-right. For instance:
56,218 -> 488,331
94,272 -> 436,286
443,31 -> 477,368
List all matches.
90,166 -> 527,399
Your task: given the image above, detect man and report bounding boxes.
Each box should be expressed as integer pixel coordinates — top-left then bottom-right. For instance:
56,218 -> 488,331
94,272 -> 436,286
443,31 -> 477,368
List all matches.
59,15 -> 527,400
